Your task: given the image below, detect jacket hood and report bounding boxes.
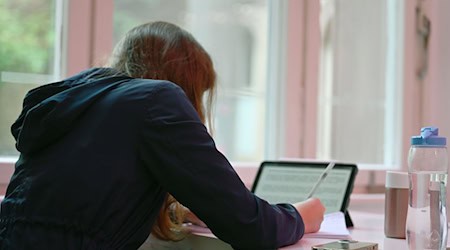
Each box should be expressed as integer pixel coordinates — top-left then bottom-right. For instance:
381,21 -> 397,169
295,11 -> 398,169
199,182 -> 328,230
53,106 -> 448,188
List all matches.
11,68 -> 131,154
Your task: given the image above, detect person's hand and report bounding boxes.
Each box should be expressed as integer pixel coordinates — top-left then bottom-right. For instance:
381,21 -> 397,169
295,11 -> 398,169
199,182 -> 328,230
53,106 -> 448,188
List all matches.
293,198 -> 325,233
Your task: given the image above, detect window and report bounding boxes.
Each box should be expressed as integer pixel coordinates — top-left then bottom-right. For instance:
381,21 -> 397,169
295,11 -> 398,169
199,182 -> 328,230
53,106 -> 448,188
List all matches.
0,0 -> 409,165
316,0 -> 404,168
0,0 -> 62,156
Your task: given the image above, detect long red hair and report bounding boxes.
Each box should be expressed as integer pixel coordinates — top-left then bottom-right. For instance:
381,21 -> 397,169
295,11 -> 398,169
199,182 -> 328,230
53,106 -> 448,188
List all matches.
108,21 -> 216,241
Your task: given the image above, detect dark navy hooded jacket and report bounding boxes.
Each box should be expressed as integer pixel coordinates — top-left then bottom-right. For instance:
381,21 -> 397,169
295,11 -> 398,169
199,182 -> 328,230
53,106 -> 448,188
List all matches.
0,68 -> 304,249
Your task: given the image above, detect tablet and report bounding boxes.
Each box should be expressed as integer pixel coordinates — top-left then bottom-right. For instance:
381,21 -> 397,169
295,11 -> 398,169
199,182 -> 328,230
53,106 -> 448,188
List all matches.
251,161 -> 358,226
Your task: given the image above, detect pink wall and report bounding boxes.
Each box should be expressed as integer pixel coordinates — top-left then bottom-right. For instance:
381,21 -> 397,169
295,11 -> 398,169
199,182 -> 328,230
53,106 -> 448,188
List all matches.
426,0 -> 450,138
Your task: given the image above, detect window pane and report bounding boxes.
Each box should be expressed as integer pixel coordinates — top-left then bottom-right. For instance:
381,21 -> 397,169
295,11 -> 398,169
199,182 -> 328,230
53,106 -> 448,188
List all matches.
113,0 -> 268,161
317,0 -> 403,165
0,0 -> 59,156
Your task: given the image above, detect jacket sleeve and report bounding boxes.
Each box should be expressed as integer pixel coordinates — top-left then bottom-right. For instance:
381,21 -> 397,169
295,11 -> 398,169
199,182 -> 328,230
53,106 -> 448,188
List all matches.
139,82 -> 304,249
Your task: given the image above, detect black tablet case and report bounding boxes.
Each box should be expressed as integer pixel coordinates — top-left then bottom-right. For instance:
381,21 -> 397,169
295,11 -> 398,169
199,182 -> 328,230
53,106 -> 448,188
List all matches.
252,161 -> 358,228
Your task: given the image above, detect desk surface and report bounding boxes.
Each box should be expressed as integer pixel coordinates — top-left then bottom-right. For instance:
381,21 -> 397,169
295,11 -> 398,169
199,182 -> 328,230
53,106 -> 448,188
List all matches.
139,193 -> 450,250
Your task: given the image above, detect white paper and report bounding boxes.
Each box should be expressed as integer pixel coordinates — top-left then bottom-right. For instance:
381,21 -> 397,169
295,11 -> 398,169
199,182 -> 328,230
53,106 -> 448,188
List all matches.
303,211 -> 350,239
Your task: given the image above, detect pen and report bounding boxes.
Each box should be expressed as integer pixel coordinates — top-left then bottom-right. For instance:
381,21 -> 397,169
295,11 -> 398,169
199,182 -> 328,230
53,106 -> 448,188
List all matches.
306,162 -> 336,198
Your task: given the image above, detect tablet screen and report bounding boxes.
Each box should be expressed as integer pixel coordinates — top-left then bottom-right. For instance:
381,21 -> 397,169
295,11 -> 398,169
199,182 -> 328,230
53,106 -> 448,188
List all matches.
252,161 -> 358,213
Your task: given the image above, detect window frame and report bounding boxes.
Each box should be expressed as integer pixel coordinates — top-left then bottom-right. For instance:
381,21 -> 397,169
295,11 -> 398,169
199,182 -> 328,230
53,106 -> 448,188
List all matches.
1,0 -> 448,193
65,0 -> 114,76
254,0 -> 438,191
264,0 -> 320,161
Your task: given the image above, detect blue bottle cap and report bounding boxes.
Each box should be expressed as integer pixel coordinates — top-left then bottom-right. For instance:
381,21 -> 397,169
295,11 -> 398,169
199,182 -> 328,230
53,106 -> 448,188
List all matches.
411,126 -> 447,146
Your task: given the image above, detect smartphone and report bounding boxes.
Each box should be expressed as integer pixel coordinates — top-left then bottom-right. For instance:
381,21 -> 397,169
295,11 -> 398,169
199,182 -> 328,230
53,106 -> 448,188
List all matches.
311,240 -> 378,250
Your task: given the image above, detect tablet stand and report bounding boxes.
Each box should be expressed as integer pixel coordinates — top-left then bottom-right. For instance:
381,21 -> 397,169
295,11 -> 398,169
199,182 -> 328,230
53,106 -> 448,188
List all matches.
345,210 -> 354,228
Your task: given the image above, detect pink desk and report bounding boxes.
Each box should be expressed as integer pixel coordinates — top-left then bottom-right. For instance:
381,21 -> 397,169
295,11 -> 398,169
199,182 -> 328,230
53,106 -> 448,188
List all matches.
142,194 -> 450,250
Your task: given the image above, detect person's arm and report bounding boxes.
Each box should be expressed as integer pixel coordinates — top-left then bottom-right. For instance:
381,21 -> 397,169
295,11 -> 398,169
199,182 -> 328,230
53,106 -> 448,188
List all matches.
183,198 -> 325,234
139,82 -> 318,249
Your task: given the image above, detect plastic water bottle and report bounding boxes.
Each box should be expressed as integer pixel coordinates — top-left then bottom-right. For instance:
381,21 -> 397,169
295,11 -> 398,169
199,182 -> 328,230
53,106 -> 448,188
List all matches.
406,126 -> 448,250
